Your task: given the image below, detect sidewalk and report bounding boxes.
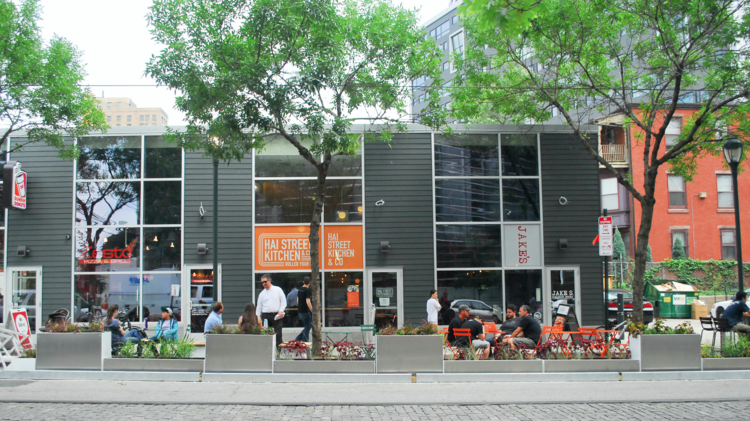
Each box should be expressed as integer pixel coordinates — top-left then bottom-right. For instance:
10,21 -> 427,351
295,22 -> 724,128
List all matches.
2,378 -> 750,405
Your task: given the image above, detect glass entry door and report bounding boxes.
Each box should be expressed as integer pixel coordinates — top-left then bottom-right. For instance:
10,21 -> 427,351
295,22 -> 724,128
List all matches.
183,265 -> 220,334
548,267 -> 581,324
366,268 -> 403,330
7,267 -> 42,333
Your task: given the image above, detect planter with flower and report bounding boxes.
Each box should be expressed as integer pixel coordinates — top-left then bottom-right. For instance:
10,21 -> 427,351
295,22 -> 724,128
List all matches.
444,342 -> 543,372
104,337 -> 202,372
204,324 -> 276,373
375,324 -> 442,373
274,340 -> 376,373
36,321 -> 111,371
629,319 -> 700,371
701,335 -> 750,370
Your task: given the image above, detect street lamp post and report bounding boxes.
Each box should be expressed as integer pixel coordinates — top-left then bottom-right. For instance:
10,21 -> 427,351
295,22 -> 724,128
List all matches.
210,137 -> 221,303
723,138 -> 744,294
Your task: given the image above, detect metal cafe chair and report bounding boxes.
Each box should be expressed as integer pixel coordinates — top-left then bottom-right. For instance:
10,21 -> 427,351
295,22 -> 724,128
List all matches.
713,317 -> 736,350
698,317 -> 716,347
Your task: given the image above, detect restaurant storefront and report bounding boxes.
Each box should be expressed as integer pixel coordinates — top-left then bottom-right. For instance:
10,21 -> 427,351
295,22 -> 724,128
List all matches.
2,125 -> 602,338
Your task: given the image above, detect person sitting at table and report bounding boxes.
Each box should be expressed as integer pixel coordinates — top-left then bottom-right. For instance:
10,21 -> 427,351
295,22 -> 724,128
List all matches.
500,304 -> 522,334
502,304 -> 541,350
461,314 -> 490,359
447,304 -> 470,345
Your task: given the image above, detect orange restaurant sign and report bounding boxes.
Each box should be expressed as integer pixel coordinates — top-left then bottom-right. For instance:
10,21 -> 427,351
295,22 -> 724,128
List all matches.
255,225 -> 363,271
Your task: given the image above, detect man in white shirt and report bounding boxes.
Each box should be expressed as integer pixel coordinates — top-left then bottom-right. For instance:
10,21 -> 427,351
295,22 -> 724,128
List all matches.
426,289 -> 441,327
256,274 -> 286,348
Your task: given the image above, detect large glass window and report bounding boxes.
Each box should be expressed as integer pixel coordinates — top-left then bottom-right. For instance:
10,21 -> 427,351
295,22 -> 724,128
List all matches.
501,134 -> 538,176
437,271 -> 502,324
254,273 -> 320,328
505,270 -> 544,322
324,271 -> 364,327
502,179 -> 540,221
435,179 -> 501,222
255,180 -> 317,224
435,134 -> 499,177
255,136 -> 318,177
436,225 -> 502,268
324,180 -> 363,223
74,136 -> 183,322
77,136 -> 141,180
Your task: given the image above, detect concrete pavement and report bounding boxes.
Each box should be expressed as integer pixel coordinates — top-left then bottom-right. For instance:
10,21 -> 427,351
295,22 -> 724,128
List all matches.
1,378 -> 750,406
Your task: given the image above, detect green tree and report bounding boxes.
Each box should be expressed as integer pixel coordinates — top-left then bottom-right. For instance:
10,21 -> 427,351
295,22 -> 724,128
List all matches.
613,228 -> 626,261
146,0 -> 443,355
451,0 -> 750,323
646,245 -> 653,263
0,0 -> 106,158
672,237 -> 687,260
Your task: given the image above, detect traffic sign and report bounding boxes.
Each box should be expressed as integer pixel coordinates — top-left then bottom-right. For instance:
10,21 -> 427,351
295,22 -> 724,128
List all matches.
599,216 -> 613,256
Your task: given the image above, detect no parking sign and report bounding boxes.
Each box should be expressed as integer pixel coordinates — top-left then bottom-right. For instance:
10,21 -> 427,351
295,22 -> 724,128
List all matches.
11,308 -> 33,349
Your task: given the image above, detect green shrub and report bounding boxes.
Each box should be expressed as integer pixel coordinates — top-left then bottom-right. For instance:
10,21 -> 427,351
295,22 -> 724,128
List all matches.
377,323 -> 437,336
209,324 -> 274,335
721,336 -> 750,358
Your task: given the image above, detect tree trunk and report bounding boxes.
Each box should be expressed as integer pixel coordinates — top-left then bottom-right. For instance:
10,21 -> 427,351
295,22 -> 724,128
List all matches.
631,172 -> 657,324
308,160 -> 328,358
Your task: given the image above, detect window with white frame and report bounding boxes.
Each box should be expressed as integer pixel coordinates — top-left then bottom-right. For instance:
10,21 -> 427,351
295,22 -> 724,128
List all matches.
668,175 -> 686,208
73,135 -> 183,323
665,118 -> 681,149
721,229 -> 736,260
451,32 -> 465,55
717,175 -> 733,208
671,230 -> 689,258
601,178 -> 619,211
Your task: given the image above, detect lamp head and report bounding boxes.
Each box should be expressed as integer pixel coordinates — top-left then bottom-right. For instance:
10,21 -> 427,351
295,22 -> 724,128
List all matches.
723,138 -> 743,165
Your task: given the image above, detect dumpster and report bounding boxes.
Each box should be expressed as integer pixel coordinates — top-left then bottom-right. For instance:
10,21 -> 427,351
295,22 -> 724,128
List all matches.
645,280 -> 700,318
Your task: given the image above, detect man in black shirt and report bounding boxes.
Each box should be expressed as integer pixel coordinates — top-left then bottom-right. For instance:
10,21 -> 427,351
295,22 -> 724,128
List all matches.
294,277 -> 313,342
461,314 -> 490,359
502,305 -> 541,350
500,304 -> 521,334
447,304 -> 470,345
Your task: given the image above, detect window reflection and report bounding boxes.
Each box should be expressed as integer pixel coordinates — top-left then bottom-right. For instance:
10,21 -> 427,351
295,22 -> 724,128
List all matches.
142,273 -> 182,322
143,227 -> 181,270
324,180 -> 362,223
145,136 -> 182,178
255,136 -> 318,177
144,181 -> 182,225
77,136 -> 141,180
75,274 -> 141,322
324,271 -> 364,327
255,180 -> 317,224
437,271 -> 503,324
75,228 -> 140,272
502,179 -> 540,221
505,270 -> 544,321
501,134 -> 538,176
76,181 -> 140,226
329,153 -> 362,177
436,225 -> 501,268
435,134 -> 499,177
435,179 -> 500,222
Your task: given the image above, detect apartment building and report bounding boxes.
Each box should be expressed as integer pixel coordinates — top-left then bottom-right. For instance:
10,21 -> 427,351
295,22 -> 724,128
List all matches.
97,97 -> 169,127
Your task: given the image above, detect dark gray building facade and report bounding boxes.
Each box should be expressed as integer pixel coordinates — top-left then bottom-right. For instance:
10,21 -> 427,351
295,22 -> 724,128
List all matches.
1,124 -> 602,338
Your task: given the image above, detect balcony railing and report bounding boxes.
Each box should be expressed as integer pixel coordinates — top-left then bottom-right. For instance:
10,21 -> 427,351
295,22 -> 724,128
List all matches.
600,144 -> 628,164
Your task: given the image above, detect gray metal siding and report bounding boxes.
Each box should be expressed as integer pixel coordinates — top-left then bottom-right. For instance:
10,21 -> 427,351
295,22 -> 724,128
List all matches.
183,152 -> 253,320
365,133 -> 434,325
540,133 -> 602,325
6,140 -> 74,319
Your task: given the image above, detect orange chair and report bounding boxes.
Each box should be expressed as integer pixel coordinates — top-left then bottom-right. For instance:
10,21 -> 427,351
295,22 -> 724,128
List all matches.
483,321 -> 500,336
441,327 -> 460,359
452,328 -> 477,357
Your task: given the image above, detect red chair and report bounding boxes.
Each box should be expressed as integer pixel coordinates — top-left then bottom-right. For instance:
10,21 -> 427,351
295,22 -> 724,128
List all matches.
452,328 -> 476,357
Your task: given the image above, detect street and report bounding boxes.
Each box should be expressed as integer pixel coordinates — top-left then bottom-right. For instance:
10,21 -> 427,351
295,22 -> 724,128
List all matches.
1,401 -> 749,420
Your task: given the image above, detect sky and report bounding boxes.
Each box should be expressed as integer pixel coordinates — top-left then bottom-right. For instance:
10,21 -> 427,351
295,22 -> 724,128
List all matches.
38,0 -> 451,126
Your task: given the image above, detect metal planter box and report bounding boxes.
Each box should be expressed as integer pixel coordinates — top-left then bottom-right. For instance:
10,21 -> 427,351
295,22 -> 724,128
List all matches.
702,358 -> 750,371
543,359 -> 639,372
36,332 -> 111,371
104,358 -> 204,372
444,360 -> 542,373
630,334 -> 701,371
204,334 -> 275,373
375,335 -> 443,373
274,360 -> 375,373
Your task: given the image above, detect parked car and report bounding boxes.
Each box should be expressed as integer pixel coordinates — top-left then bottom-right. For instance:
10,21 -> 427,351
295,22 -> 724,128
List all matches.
711,288 -> 750,318
606,289 -> 654,324
449,299 -> 501,323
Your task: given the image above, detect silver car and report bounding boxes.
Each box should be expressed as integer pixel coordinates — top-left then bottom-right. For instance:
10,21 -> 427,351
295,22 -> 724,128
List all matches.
449,299 -> 501,323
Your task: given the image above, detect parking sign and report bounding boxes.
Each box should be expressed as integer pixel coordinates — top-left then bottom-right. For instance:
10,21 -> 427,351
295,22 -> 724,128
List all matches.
599,217 -> 613,256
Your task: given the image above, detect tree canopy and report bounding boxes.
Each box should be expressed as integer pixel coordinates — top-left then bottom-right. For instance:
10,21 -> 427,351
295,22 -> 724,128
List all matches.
0,0 -> 106,159
146,0 -> 443,354
451,0 -> 750,322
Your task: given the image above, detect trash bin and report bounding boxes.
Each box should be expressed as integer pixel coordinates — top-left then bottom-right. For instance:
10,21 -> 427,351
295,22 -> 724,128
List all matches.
645,279 -> 701,318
